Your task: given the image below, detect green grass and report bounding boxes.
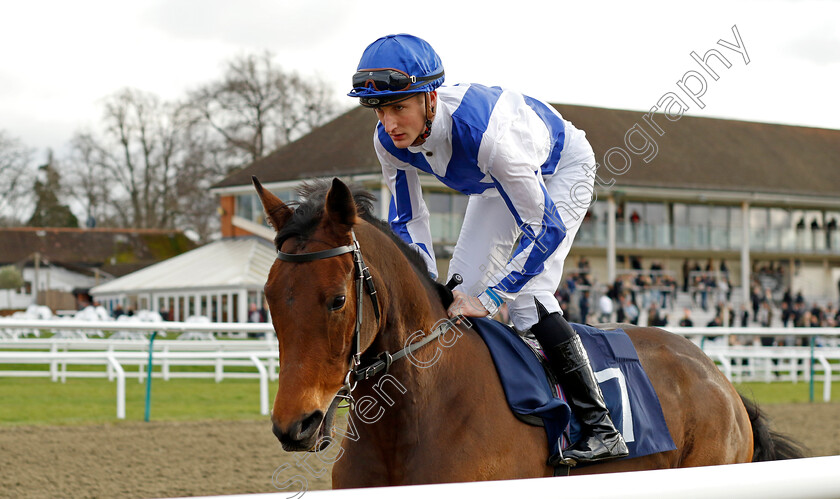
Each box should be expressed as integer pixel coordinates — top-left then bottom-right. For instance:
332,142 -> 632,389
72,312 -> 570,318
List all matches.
733,381 -> 840,405
1,375 -> 836,427
0,377 -> 273,426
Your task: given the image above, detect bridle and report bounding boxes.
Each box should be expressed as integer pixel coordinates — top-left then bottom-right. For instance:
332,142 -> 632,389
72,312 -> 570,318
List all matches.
275,228 -> 458,412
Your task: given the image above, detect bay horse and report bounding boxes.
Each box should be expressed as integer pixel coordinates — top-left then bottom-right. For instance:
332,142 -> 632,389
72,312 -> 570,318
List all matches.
255,177 -> 803,488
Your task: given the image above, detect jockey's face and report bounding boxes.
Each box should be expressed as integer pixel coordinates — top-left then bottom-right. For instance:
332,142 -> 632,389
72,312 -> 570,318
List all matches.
374,93 -> 434,149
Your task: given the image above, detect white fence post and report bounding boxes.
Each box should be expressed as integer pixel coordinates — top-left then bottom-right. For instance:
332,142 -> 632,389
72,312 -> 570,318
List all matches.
251,355 -> 269,416
106,355 -> 125,420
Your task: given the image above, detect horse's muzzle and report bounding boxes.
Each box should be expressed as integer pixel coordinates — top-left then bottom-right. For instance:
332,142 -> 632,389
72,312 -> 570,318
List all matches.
273,410 -> 324,452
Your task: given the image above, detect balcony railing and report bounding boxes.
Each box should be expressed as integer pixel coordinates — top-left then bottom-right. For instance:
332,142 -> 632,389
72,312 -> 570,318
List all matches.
575,221 -> 840,254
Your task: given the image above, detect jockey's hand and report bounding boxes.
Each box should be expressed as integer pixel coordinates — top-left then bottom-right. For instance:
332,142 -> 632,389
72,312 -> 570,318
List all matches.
447,290 -> 489,321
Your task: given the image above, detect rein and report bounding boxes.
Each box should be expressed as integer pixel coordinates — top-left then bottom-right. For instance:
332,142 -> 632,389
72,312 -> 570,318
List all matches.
276,228 -> 458,410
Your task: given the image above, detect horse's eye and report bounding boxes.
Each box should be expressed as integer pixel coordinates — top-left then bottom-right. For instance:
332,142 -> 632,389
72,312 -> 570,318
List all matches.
329,295 -> 346,311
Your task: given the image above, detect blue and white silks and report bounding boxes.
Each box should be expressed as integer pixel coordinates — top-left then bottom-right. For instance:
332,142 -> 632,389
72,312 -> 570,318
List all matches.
376,84 -> 587,300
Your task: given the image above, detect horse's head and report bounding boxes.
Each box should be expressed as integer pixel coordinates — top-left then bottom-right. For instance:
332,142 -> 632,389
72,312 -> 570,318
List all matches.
254,176 -> 381,452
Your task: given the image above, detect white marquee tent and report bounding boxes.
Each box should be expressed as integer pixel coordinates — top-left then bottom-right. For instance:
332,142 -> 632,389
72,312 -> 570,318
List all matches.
91,237 -> 275,323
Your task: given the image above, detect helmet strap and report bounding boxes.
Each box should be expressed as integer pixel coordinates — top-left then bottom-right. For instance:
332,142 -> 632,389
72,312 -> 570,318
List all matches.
411,92 -> 437,147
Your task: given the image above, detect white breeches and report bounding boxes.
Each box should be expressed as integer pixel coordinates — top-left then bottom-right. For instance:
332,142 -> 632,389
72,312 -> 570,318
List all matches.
447,154 -> 596,331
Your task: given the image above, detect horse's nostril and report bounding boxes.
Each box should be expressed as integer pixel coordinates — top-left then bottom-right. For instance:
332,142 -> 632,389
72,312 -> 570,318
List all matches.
272,410 -> 325,450
299,410 -> 324,438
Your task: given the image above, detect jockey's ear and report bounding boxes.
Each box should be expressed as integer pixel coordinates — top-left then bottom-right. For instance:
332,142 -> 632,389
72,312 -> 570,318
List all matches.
253,176 -> 292,231
324,177 -> 358,229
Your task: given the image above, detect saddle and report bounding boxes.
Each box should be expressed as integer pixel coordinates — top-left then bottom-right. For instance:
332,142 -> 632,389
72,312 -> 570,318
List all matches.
469,317 -> 676,469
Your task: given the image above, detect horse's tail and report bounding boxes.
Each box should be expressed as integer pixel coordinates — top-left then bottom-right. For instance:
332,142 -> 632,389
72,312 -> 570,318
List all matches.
740,393 -> 807,461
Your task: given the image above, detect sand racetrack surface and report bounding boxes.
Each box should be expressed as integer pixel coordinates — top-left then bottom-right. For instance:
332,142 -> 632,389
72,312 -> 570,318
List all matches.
2,403 -> 838,498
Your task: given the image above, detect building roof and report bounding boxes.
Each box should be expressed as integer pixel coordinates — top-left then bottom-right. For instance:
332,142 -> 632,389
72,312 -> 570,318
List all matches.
212,103 -> 840,200
0,227 -> 197,277
89,237 -> 275,296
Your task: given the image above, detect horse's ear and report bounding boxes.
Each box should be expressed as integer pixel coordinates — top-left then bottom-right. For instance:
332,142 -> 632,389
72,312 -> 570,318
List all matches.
252,176 -> 292,231
324,178 -> 357,228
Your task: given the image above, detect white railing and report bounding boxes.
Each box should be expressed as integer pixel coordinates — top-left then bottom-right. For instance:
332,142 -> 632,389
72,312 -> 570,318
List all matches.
0,319 -> 278,419
0,349 -> 278,419
183,455 -> 840,499
0,318 -> 274,337
666,326 -> 840,401
2,320 -> 840,419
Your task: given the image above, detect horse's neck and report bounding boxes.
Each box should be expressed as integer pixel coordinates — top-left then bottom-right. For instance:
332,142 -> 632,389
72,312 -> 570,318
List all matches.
361,224 -> 447,356
350,226 -> 484,457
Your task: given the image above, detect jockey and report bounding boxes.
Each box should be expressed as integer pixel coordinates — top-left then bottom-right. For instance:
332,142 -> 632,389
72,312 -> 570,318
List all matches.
349,34 -> 628,466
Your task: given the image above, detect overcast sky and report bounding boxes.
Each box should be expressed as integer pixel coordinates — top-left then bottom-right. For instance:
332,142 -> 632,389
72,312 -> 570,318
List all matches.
1,0 -> 838,159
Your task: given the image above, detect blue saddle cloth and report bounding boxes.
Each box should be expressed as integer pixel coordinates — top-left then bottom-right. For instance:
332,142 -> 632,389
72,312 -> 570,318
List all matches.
470,317 -> 676,462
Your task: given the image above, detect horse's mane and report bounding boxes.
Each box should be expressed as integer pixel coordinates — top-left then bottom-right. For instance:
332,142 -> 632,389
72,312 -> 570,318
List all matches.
275,179 -> 453,307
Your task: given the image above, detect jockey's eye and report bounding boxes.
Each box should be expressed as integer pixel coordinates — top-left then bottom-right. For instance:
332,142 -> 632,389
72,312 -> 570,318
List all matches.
328,295 -> 346,311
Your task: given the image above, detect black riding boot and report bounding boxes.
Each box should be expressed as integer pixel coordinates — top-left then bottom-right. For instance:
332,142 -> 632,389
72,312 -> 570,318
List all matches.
530,299 -> 629,466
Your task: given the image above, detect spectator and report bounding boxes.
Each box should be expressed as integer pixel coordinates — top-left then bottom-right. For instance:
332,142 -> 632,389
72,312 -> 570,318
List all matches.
706,315 -> 723,327
647,303 -> 668,327
622,294 -> 639,325
679,308 -> 694,327
783,287 -> 793,308
757,301 -> 773,328
698,277 -> 709,311
751,284 -> 762,322
717,277 -> 730,304
579,291 -> 591,324
247,302 -> 268,339
113,304 -> 126,319
598,291 -> 613,323
247,303 -> 267,323
739,304 -> 750,327
630,211 -> 641,243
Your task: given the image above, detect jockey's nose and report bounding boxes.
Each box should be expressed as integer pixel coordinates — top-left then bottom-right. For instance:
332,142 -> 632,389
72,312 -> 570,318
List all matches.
382,117 -> 396,134
272,410 -> 324,452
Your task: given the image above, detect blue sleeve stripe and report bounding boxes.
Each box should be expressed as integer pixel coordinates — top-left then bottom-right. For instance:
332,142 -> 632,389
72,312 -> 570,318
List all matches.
522,95 -> 566,176
388,169 -> 415,245
450,85 -> 503,165
485,287 -> 504,307
491,175 -> 537,258
491,179 -> 568,294
414,242 -> 432,259
388,170 -> 433,263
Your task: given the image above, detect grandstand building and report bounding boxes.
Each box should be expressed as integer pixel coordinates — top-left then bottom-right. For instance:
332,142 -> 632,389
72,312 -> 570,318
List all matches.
211,104 -> 840,306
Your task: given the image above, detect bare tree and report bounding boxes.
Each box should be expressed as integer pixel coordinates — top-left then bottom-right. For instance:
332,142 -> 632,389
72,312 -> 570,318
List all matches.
66,89 -> 204,230
66,131 -> 116,227
186,51 -> 337,172
62,53 -> 338,241
0,131 -> 34,226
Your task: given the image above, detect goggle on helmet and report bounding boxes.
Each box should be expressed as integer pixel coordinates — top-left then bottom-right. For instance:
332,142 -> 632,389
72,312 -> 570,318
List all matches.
348,34 -> 445,108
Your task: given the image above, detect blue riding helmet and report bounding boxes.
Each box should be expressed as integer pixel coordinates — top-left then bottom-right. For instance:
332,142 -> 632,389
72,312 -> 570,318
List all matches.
348,34 -> 445,108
